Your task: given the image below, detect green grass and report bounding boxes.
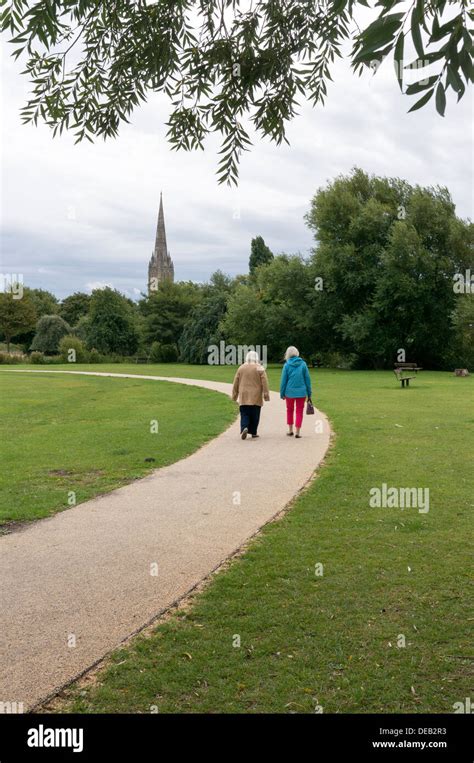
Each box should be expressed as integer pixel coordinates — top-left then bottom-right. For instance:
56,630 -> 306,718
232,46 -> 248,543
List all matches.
6,364 -> 473,713
0,370 -> 235,525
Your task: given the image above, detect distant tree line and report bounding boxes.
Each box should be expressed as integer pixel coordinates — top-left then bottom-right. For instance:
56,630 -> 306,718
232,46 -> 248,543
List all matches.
1,169 -> 472,370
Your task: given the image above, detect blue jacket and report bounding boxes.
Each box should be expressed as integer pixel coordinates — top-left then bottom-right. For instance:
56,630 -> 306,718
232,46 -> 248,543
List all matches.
280,356 -> 312,399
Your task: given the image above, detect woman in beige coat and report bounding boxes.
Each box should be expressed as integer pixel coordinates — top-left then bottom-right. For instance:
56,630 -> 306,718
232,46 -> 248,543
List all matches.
231,351 -> 270,439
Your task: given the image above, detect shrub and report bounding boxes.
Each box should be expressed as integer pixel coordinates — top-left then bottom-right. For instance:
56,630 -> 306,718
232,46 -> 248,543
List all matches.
160,344 -> 179,363
0,342 -> 23,353
149,342 -> 178,363
59,335 -> 89,363
320,351 -> 357,370
149,342 -> 162,363
30,351 -> 45,364
0,352 -> 23,364
88,348 -> 102,363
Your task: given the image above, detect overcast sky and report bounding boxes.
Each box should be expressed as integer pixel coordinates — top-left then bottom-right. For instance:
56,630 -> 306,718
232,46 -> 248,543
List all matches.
1,20 -> 472,301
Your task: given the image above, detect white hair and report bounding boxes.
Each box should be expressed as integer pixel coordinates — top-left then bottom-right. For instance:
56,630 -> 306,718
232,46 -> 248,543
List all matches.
284,346 -> 299,360
245,350 -> 259,363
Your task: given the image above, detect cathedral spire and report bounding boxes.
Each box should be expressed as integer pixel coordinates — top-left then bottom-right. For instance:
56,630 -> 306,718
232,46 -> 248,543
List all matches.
148,193 -> 174,293
154,192 -> 167,258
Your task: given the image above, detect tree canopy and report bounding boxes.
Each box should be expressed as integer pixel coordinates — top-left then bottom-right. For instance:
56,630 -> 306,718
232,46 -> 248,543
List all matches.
249,235 -> 274,274
139,280 -> 201,347
305,168 -> 473,367
178,271 -> 235,362
0,290 -> 37,351
86,287 -> 139,355
2,0 -> 471,183
30,314 -> 71,353
59,292 -> 91,327
24,287 -> 59,317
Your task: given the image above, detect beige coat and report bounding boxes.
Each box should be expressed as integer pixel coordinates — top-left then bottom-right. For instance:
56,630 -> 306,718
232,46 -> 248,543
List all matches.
232,363 -> 270,407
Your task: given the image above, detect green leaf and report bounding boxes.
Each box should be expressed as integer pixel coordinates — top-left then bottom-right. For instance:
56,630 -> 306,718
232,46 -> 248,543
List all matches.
459,49 -> 474,83
394,32 -> 404,90
411,9 -> 424,58
415,0 -> 425,27
405,75 -> 437,94
462,29 -> 472,53
435,82 -> 446,116
446,64 -> 463,94
408,87 -> 434,112
430,16 -> 458,44
355,12 -> 404,61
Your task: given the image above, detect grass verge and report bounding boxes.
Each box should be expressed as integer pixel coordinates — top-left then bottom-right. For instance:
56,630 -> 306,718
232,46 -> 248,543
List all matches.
0,370 -> 235,525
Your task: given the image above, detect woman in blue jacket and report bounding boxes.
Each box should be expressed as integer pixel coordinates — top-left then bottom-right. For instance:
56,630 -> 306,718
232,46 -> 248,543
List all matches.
280,346 -> 312,438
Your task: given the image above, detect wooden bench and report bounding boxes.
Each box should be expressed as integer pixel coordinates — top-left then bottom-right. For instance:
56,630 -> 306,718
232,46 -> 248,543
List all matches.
134,356 -> 150,364
394,362 -> 422,387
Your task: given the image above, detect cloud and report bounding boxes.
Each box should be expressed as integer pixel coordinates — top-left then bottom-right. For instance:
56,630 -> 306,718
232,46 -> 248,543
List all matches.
85,282 -> 114,293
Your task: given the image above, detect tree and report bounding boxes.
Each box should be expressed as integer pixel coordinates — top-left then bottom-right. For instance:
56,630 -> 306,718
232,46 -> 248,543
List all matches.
30,314 -> 71,354
140,281 -> 202,348
305,168 -> 473,368
219,284 -> 267,350
220,254 -> 317,360
447,294 -> 474,369
24,288 -> 59,317
0,291 -> 36,351
74,314 -> 91,343
179,270 -> 236,363
249,236 -> 273,275
254,254 -> 317,358
86,287 -> 139,355
2,1 -> 471,184
59,292 -> 91,327
179,293 -> 229,364
203,270 -> 235,297
13,287 -> 59,350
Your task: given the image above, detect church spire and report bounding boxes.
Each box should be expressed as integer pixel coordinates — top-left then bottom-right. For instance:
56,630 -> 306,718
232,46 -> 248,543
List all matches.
148,193 -> 174,293
154,192 -> 167,259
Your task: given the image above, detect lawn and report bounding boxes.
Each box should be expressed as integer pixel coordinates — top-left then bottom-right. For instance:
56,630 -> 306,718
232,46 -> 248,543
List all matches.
5,364 -> 473,713
33,363 -> 472,714
0,370 -> 235,526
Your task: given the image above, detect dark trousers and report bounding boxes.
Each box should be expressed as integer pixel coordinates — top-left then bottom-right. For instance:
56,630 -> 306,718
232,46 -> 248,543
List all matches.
240,405 -> 261,436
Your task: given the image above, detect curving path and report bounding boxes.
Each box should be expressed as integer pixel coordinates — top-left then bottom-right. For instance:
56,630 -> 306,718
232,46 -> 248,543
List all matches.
0,370 -> 330,710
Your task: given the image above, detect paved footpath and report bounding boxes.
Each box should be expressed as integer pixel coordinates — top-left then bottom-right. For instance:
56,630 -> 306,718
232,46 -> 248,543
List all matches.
0,370 -> 330,710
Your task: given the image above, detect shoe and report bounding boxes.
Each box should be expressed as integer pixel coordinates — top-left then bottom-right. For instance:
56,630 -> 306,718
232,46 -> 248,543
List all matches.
251,434 -> 259,438
241,428 -> 248,440
287,432 -> 294,436
295,434 -> 302,438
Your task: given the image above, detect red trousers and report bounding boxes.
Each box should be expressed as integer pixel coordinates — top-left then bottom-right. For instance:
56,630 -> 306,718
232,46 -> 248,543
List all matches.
286,397 -> 305,428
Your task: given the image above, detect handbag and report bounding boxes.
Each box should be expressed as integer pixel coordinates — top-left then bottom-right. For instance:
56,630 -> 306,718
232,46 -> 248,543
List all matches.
306,397 -> 315,415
